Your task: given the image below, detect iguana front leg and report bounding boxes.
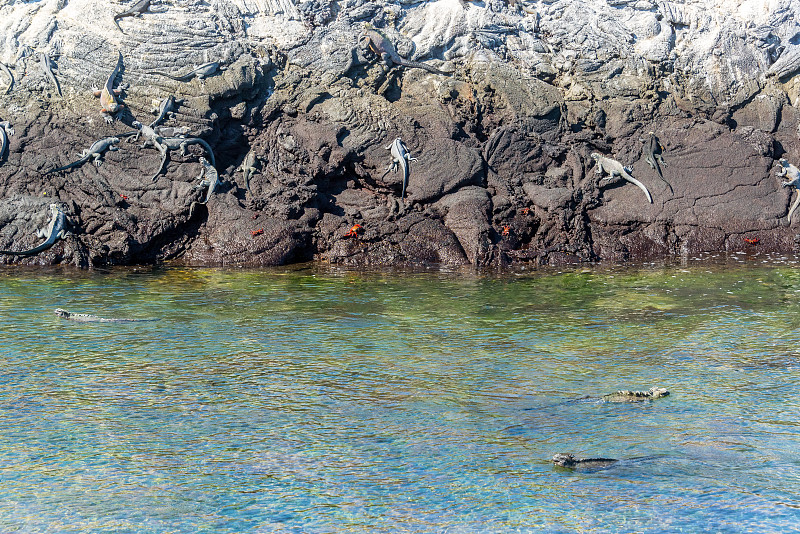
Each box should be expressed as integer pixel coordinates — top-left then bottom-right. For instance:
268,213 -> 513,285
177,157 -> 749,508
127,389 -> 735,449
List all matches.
594,161 -> 604,175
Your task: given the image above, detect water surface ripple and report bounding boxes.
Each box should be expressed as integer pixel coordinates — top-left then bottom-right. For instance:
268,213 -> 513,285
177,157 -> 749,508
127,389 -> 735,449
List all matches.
1,262 -> 800,532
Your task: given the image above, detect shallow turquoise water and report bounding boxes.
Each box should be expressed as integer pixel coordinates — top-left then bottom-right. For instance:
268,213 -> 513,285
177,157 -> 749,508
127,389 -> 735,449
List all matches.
1,259 -> 800,532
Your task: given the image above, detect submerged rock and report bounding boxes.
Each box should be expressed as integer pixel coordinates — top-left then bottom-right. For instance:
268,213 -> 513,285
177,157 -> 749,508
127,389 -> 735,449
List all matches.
0,0 -> 799,267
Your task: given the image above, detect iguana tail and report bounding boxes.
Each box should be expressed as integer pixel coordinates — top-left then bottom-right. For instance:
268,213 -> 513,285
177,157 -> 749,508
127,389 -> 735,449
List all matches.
625,175 -> 653,204
788,191 -> 800,223
113,15 -> 125,33
45,157 -> 89,174
398,59 -> 452,76
0,241 -> 54,256
146,71 -> 189,82
651,159 -> 674,194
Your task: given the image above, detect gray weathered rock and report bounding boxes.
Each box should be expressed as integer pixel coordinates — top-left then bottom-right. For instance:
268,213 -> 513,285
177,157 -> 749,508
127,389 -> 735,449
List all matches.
0,0 -> 799,267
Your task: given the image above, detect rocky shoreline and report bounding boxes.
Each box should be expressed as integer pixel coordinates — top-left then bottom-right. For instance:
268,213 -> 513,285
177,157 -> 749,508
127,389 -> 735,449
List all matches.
0,0 -> 799,268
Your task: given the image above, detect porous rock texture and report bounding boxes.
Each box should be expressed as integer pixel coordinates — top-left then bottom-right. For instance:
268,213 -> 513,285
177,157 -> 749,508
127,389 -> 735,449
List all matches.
1,0 -> 799,267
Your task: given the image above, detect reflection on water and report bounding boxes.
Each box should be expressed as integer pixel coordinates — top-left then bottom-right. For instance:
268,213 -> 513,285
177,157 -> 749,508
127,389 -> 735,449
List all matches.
1,258 -> 800,532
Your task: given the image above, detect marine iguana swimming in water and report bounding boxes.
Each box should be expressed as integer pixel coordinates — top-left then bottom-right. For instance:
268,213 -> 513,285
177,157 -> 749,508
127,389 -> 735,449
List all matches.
55,308 -> 159,322
552,453 -> 619,470
602,386 -> 669,402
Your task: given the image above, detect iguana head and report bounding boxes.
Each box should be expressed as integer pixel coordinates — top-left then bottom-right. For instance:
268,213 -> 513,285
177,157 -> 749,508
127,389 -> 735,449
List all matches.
779,158 -> 789,167
54,308 -> 69,318
648,387 -> 669,398
552,453 -> 577,467
590,152 -> 600,161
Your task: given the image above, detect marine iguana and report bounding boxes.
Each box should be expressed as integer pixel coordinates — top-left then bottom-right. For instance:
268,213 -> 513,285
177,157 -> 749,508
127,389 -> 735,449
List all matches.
113,0 -> 152,33
149,95 -> 182,128
639,132 -> 673,195
777,158 -> 800,222
189,156 -> 220,217
0,120 -> 13,163
92,51 -> 126,123
239,148 -> 259,194
602,386 -> 669,402
0,62 -> 13,94
153,125 -> 190,138
359,28 -> 451,76
55,308 -> 158,322
146,62 -> 224,82
39,52 -> 61,97
380,138 -> 416,198
591,152 -> 653,204
148,136 -> 215,181
0,204 -> 67,256
552,453 -> 618,470
45,136 -> 120,174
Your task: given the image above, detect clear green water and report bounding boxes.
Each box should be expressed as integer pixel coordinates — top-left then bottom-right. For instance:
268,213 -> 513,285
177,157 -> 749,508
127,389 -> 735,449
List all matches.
1,258 -> 800,533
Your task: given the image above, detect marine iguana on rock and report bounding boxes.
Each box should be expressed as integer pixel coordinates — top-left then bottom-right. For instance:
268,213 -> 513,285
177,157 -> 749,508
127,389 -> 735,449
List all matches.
360,29 -> 451,76
92,51 -> 126,123
39,52 -> 61,97
639,132 -> 673,195
149,95 -> 182,128
239,148 -> 259,194
45,136 -> 120,174
0,204 -> 67,256
777,158 -> 800,223
55,308 -> 159,322
380,138 -> 416,199
0,62 -> 13,94
147,62 -> 224,82
147,136 -> 215,182
154,126 -> 190,138
113,0 -> 152,33
189,156 -> 220,217
0,120 -> 13,163
552,453 -> 618,470
602,386 -> 669,402
591,152 -> 653,204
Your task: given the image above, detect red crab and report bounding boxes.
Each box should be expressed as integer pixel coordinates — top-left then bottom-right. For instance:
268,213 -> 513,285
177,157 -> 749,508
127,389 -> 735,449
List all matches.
344,224 -> 363,238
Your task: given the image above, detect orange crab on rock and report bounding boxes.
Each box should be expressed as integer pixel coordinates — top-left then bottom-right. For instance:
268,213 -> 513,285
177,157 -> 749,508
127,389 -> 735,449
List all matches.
343,224 -> 363,238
